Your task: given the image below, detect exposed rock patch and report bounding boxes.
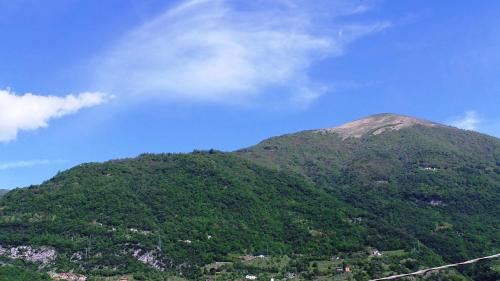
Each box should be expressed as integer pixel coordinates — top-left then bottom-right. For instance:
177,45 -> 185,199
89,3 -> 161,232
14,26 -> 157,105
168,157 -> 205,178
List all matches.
0,245 -> 56,264
317,113 -> 440,139
131,249 -> 166,271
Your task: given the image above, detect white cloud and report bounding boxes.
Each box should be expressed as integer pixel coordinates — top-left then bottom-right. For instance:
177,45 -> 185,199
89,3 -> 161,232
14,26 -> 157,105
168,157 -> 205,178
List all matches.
95,0 -> 389,106
0,89 -> 109,142
0,159 -> 65,171
449,110 -> 481,130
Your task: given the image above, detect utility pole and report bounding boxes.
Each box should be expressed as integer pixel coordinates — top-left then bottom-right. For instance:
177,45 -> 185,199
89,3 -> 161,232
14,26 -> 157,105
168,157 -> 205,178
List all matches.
85,235 -> 91,259
412,241 -> 421,253
158,232 -> 162,251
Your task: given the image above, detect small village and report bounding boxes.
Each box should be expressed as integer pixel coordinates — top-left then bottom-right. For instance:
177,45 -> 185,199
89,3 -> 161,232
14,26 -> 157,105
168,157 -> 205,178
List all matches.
0,244 -> 399,281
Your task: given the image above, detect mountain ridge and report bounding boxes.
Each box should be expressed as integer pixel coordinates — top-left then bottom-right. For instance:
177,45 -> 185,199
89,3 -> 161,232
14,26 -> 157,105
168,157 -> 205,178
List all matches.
239,114 -> 500,261
0,113 -> 499,280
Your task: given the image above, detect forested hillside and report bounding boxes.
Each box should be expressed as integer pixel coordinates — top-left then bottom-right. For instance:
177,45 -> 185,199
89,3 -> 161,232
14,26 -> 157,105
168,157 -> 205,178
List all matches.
0,114 -> 498,280
239,114 -> 500,271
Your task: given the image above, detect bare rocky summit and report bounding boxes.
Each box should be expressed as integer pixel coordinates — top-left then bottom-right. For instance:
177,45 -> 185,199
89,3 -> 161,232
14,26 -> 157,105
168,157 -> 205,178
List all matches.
317,113 -> 441,139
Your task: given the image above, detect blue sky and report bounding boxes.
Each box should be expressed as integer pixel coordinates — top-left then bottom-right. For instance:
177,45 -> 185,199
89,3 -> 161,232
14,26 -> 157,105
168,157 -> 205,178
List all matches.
1,0 -> 500,189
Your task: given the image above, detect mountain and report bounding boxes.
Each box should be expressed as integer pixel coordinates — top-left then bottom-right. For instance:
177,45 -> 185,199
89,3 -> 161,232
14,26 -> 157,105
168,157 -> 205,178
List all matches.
0,113 -> 499,281
1,152 -> 430,280
239,113 -> 500,261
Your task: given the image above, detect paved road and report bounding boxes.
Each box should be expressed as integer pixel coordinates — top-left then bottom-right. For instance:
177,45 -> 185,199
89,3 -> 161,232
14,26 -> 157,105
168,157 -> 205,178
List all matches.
369,253 -> 500,281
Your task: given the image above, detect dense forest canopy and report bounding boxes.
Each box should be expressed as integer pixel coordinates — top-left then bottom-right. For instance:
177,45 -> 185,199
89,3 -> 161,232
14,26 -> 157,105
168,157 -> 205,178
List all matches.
1,114 -> 499,280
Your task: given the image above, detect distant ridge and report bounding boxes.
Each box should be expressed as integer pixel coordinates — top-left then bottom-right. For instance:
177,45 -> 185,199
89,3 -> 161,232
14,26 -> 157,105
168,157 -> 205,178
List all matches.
317,113 -> 441,139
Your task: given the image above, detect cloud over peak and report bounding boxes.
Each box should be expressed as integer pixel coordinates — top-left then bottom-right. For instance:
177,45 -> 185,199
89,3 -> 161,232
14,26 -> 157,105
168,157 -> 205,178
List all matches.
449,110 -> 481,130
96,0 -> 389,106
0,90 -> 109,142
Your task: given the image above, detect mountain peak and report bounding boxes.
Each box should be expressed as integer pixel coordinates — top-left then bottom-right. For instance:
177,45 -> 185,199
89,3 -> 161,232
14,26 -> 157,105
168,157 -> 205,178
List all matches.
317,113 -> 440,139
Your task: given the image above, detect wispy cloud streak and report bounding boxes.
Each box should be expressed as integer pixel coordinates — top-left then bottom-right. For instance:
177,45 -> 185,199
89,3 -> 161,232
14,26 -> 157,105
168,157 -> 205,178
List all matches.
0,159 -> 66,171
95,0 -> 389,107
449,110 -> 481,130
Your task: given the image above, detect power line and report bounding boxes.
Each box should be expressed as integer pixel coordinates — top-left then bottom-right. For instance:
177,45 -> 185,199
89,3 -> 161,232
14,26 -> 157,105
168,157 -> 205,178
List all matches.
370,253 -> 500,281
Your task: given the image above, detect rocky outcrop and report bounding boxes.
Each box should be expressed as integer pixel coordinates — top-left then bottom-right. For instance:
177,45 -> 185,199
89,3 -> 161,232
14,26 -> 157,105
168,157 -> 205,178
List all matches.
132,249 -> 165,271
317,113 -> 440,139
0,245 -> 56,264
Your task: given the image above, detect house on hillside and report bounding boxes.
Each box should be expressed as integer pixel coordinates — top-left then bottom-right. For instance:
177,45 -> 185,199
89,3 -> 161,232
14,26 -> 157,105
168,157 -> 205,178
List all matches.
422,167 -> 439,171
241,255 -> 258,261
336,266 -> 352,273
429,199 -> 444,206
49,272 -> 87,281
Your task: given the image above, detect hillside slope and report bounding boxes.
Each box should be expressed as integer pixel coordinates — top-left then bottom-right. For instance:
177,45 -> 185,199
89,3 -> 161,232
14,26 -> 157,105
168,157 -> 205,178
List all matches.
0,113 -> 498,280
239,113 -> 500,263
1,152 -> 433,279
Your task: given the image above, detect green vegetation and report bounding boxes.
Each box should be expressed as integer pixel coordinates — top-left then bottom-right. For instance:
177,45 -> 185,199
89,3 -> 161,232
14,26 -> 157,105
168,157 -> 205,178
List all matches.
0,257 -> 50,281
0,115 -> 499,280
239,123 -> 500,279
0,267 -> 50,281
1,152 -> 429,279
